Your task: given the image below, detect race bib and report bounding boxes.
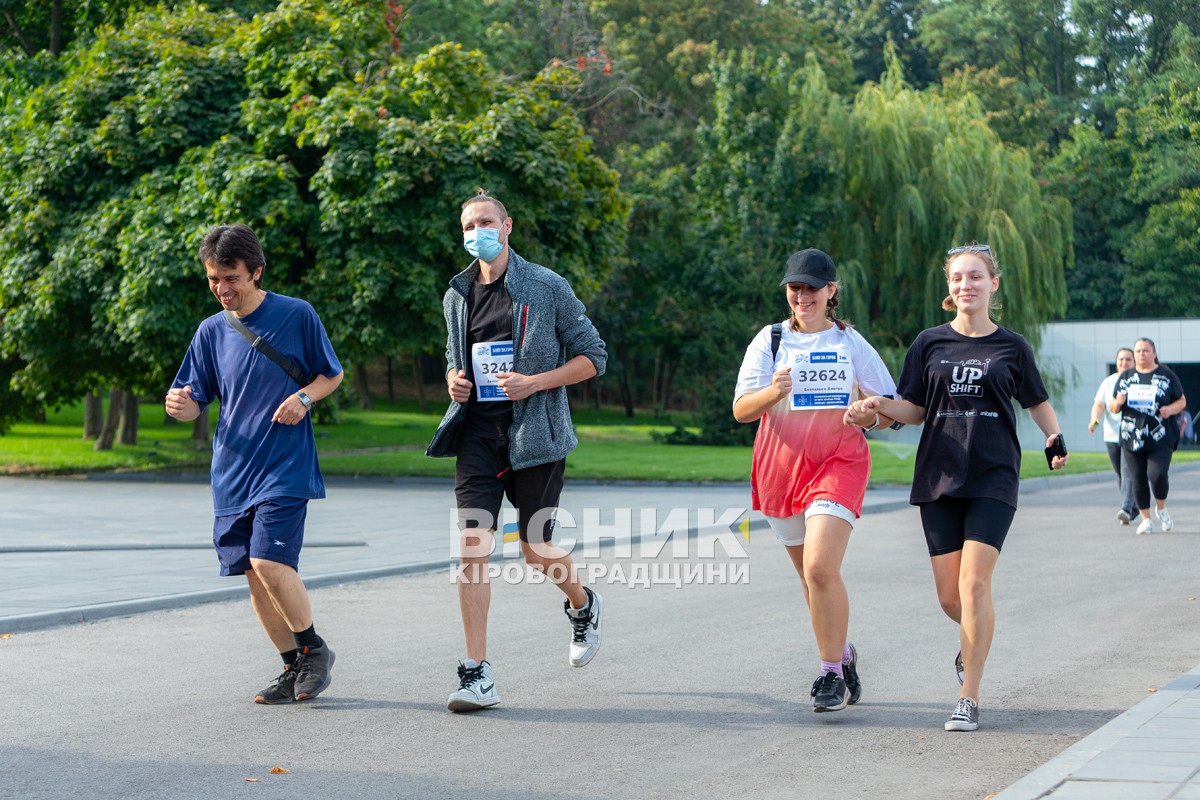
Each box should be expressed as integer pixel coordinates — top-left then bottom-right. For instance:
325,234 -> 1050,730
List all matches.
787,350 -> 855,410
472,340 -> 514,402
1126,383 -> 1156,414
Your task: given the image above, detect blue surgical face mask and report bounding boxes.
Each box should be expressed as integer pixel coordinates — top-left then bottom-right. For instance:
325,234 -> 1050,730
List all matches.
463,227 -> 505,261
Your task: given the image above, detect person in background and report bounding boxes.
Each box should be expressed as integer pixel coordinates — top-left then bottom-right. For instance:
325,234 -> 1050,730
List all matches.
1089,347 -> 1137,525
1110,338 -> 1188,535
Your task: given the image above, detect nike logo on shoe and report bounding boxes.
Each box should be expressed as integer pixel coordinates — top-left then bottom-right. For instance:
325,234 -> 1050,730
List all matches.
480,682 -> 494,694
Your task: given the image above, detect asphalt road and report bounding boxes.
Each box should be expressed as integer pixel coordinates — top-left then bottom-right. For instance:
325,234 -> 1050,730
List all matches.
2,476 -> 1199,799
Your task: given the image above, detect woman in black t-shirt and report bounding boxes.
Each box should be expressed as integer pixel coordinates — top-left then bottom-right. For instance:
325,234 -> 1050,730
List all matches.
845,244 -> 1068,733
1109,338 -> 1188,535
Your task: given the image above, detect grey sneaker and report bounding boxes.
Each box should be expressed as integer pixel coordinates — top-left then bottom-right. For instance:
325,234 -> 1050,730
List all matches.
955,650 -> 965,686
447,659 -> 499,712
254,664 -> 296,705
566,587 -> 603,668
843,643 -> 861,704
810,671 -> 848,712
1117,509 -> 1131,525
293,643 -> 335,701
1156,507 -> 1174,532
945,697 -> 979,731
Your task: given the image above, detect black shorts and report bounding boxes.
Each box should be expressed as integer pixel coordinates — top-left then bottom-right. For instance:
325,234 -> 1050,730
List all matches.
918,495 -> 1016,556
454,432 -> 565,543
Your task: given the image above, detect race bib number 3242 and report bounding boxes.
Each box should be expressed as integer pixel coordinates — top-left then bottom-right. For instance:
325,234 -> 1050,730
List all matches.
472,341 -> 514,402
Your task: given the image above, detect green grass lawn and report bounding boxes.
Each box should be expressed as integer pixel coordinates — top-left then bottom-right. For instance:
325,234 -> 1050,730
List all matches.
4,398 -> 1192,484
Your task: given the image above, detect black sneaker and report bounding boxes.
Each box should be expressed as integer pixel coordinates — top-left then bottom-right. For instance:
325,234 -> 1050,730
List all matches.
843,643 -> 862,705
810,671 -> 848,712
293,643 -> 335,701
254,665 -> 296,705
955,650 -> 964,686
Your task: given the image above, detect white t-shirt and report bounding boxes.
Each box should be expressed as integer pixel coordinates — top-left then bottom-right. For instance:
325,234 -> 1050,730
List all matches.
733,322 -> 897,518
1093,372 -> 1122,443
734,323 -> 896,407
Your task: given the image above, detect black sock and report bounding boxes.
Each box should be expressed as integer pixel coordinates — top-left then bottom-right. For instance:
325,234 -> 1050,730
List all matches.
280,649 -> 299,668
292,624 -> 323,652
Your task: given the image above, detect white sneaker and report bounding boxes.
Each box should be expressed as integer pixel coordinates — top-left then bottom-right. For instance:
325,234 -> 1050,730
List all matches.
447,659 -> 499,712
565,587 -> 603,668
1156,507 -> 1174,532
1136,517 -> 1154,535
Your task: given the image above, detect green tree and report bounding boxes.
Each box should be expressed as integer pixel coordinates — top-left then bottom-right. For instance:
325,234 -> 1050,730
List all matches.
682,49 -> 1071,441
919,0 -> 1082,148
0,0 -> 628,435
791,0 -> 939,88
1046,24 -> 1200,318
831,55 -> 1073,354
1073,0 -> 1200,132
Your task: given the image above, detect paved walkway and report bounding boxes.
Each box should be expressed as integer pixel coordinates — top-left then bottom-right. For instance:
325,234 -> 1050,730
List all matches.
3,467 -> 1199,798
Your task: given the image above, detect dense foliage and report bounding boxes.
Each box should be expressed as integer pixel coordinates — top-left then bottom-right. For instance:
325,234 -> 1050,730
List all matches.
0,0 -> 1195,439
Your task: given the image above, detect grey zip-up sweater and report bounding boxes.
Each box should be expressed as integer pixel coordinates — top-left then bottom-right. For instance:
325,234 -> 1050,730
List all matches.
425,250 -> 607,470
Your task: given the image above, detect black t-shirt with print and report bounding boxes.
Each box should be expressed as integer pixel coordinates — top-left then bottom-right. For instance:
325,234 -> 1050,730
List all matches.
1113,365 -> 1184,452
463,278 -> 514,438
897,323 -> 1050,508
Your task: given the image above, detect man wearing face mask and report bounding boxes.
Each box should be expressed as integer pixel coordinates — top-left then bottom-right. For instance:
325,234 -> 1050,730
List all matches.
426,190 -> 608,712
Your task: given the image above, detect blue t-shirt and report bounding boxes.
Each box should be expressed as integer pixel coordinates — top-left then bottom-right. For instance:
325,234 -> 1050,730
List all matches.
171,292 -> 343,515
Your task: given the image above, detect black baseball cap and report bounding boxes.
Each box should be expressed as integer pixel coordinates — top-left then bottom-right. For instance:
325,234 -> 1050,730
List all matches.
780,248 -> 836,288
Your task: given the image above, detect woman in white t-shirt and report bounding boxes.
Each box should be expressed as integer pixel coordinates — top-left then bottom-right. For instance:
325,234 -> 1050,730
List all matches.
1088,347 -> 1137,524
733,248 -> 897,714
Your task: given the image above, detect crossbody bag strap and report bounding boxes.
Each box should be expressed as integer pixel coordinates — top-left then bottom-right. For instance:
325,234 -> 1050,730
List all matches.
222,310 -> 315,386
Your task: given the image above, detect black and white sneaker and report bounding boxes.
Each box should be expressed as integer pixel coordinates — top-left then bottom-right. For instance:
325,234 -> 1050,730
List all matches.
566,586 -> 603,667
945,697 -> 979,731
955,650 -> 964,686
447,659 -> 499,712
843,643 -> 862,705
810,671 -> 848,712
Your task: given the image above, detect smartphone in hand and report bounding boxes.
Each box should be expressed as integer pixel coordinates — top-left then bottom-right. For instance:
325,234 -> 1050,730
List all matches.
1044,433 -> 1067,470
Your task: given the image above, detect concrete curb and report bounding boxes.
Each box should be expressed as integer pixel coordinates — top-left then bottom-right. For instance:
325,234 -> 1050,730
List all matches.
993,665 -> 1200,799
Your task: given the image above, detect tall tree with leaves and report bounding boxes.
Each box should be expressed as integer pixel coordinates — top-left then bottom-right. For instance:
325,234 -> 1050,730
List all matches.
831,53 -> 1073,355
0,0 -> 628,437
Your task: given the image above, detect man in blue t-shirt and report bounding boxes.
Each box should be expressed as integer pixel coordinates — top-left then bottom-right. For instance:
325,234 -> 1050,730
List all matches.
165,224 -> 344,705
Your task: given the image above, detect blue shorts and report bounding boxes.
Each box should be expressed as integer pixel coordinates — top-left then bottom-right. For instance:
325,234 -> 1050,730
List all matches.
213,497 -> 308,576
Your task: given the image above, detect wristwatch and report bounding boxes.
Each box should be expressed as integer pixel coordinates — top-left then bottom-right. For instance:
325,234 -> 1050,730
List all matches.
297,391 -> 313,410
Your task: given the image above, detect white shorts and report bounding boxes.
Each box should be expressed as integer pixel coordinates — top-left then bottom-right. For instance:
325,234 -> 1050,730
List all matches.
764,499 -> 857,546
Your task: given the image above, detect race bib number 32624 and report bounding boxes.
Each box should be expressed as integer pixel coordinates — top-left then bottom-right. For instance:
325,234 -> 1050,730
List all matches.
472,341 -> 514,402
788,351 -> 854,410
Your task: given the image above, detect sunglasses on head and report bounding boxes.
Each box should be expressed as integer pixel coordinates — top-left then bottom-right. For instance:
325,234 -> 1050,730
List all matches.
947,244 -> 991,255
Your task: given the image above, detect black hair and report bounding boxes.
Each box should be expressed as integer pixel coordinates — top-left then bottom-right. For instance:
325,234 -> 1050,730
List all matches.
199,224 -> 266,289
